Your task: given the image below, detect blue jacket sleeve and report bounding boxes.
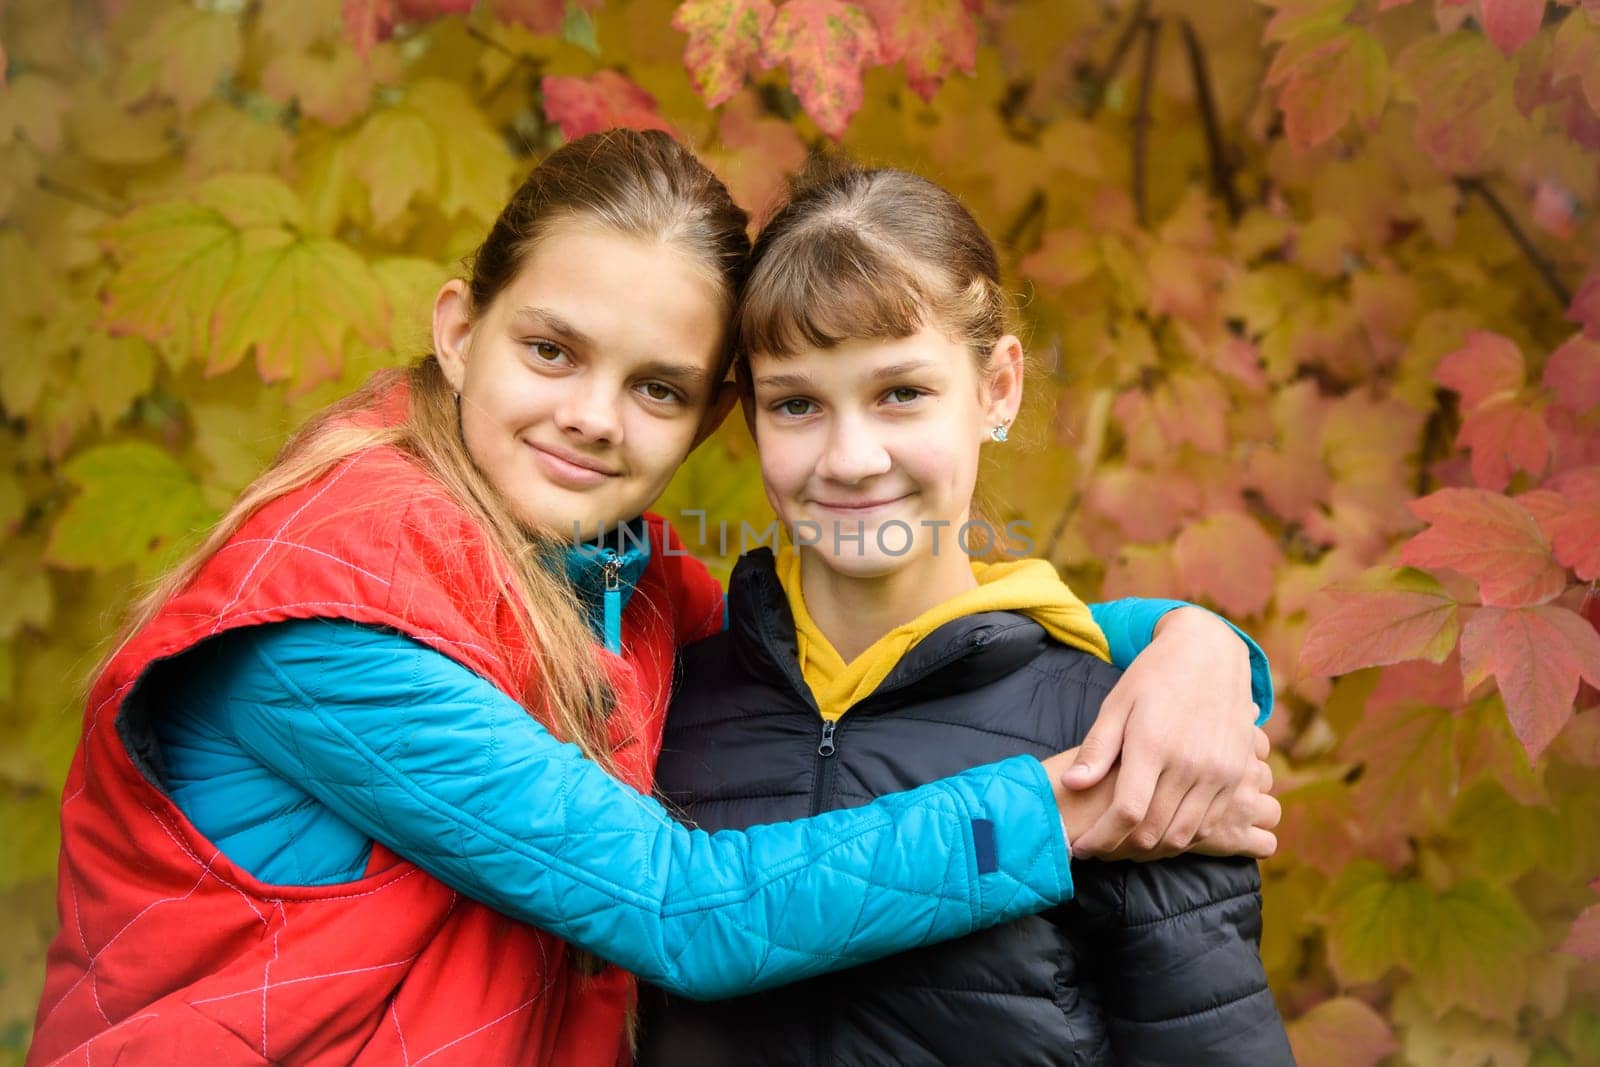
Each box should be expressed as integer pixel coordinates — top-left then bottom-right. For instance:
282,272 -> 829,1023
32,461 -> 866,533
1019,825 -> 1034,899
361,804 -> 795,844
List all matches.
215,619 -> 1074,1001
1088,599 -> 1273,724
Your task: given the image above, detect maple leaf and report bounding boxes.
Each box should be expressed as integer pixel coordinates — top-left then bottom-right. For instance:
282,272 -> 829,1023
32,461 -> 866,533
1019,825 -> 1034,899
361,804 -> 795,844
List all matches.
704,90 -> 807,218
1173,511 -> 1282,618
1550,9 -> 1600,112
1400,488 -> 1568,607
77,334 -> 156,426
857,0 -> 980,101
673,0 -> 777,107
347,106 -> 438,226
1530,471 -> 1600,578
1479,0 -> 1544,56
1340,700 -> 1458,835
1301,567 -> 1461,676
1456,395 -> 1552,490
1434,330 -> 1524,408
1544,332 -> 1600,412
1569,271 -> 1600,340
1394,32 -> 1520,173
1019,229 -> 1099,291
46,442 -> 217,578
760,0 -> 881,139
124,7 -> 243,115
541,71 -> 676,141
207,228 -> 389,393
1323,861 -> 1434,986
1410,880 -> 1541,1020
1461,603 -> 1600,760
1276,28 -> 1390,151
262,48 -> 380,128
343,0 -> 473,57
1286,997 -> 1399,1067
494,0 -> 595,35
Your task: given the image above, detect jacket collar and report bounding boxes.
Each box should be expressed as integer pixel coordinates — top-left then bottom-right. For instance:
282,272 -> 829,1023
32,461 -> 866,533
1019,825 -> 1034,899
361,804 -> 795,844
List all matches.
563,517 -> 651,654
726,548 -> 1050,713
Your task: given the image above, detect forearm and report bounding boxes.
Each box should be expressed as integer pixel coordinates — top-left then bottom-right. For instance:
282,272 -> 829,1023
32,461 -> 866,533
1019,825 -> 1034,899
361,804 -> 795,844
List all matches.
1088,599 -> 1273,724
231,621 -> 1074,999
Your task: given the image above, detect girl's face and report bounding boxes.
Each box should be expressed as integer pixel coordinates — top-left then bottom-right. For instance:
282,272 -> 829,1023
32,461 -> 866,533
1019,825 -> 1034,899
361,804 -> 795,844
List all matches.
434,222 -> 734,541
749,323 -> 1023,578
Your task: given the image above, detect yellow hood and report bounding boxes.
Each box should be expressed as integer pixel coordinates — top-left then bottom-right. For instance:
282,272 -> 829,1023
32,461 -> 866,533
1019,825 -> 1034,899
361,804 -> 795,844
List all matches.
776,547 -> 1110,722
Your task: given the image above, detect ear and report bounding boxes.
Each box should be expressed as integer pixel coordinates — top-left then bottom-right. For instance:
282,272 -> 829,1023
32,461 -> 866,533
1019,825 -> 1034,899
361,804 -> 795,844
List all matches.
982,334 -> 1026,435
688,379 -> 740,451
432,279 -> 474,393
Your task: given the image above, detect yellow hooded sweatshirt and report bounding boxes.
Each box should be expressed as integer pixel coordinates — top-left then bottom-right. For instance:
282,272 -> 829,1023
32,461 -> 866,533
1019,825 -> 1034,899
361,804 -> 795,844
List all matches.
775,546 -> 1112,722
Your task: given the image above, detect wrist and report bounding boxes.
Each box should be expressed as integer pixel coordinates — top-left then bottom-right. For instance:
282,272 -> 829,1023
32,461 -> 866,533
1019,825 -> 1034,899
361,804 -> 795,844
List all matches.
1151,604 -> 1225,641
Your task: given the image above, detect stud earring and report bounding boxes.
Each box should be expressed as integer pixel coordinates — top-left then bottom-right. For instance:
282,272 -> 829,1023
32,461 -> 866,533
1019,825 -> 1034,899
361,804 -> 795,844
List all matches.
990,423 -> 1009,443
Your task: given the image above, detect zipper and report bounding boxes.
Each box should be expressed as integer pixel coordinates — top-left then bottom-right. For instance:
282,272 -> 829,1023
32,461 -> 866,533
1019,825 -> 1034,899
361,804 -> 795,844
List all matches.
601,554 -> 623,654
816,719 -> 837,756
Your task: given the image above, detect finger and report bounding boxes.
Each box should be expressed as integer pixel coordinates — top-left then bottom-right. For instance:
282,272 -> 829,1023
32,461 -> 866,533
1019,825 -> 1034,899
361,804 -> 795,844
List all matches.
1126,771 -> 1193,854
1254,726 -> 1270,760
1256,758 -> 1274,794
1071,754 -> 1160,856
1239,828 -> 1278,860
1158,786 -> 1215,853
1062,698 -> 1131,790
1256,794 -> 1283,832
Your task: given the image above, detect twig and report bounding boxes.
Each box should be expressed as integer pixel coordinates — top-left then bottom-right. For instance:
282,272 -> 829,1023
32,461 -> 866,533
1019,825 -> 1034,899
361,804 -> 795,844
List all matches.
1131,18 -> 1161,228
1084,0 -> 1154,119
1457,177 -> 1574,309
1176,18 -> 1241,222
35,175 -> 123,216
1002,189 -> 1047,254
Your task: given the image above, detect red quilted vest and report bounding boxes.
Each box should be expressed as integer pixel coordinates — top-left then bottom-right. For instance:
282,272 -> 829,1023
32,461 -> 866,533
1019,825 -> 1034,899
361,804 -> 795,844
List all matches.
28,445 -> 725,1066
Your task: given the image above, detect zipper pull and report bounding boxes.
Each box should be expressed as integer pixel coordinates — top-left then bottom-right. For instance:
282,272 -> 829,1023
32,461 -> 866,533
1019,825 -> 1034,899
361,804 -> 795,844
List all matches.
602,555 -> 623,654
817,719 -> 837,757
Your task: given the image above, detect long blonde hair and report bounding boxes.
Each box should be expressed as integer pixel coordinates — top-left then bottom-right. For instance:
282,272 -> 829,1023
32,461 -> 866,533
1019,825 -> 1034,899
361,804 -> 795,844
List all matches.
105,130 -> 752,768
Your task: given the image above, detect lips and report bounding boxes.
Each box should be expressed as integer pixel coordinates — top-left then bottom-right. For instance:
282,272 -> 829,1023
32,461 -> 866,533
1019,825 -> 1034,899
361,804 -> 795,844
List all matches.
526,441 -> 621,488
809,494 -> 911,514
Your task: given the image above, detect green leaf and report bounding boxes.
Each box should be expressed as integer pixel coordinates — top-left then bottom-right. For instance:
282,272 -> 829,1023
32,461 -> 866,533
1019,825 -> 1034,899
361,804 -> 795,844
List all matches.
561,3 -> 602,56
347,106 -> 439,226
123,6 -> 243,115
1445,782 -> 1562,884
191,173 -> 307,232
77,333 -> 157,426
1412,880 -> 1541,1020
1323,861 -> 1434,986
46,442 -> 216,578
0,542 -> 51,640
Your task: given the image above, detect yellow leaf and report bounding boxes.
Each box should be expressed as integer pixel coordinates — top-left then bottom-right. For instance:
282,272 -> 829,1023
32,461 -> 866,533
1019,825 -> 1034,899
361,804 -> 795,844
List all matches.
347,106 -> 439,227
191,173 -> 306,231
256,0 -> 345,50
0,539 -> 52,640
123,6 -> 243,115
207,228 -> 389,391
405,80 -> 516,224
0,73 -> 70,153
373,256 -> 450,356
261,47 -> 385,129
77,333 -> 156,425
46,441 -> 216,578
184,102 -> 293,178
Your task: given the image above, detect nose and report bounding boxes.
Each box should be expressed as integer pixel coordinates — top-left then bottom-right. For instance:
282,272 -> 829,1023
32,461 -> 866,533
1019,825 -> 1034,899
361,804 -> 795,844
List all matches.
556,375 -> 622,445
815,413 -> 891,484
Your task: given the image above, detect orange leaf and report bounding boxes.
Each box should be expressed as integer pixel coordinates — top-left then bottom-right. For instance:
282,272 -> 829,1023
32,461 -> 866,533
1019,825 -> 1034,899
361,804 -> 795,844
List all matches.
1460,604 -> 1600,760
1400,488 -> 1567,606
1544,333 -> 1600,412
1301,568 -> 1461,676
1287,996 -> 1399,1067
1561,899 -> 1600,960
673,0 -> 777,107
1434,330 -> 1524,408
1527,473 -> 1600,579
1173,511 -> 1282,618
856,0 -> 980,100
540,72 -> 676,141
760,0 -> 880,139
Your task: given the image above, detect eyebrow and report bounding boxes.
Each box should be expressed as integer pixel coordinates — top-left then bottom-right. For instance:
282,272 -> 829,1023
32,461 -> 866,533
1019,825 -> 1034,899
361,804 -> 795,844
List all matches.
753,360 -> 941,391
637,360 -> 714,388
512,306 -> 595,348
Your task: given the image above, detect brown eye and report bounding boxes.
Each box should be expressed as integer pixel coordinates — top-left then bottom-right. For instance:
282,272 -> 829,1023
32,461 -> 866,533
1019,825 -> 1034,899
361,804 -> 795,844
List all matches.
886,387 -> 922,404
643,382 -> 679,402
529,341 -> 568,363
780,398 -> 816,417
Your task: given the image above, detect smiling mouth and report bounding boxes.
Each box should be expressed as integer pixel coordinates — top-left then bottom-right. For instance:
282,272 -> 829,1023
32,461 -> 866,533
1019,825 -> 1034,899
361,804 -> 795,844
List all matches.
810,495 -> 912,513
527,442 -> 622,485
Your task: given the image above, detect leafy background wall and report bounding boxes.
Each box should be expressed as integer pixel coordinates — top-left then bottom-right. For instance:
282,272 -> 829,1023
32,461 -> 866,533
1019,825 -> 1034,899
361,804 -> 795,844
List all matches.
1,0 -> 1597,1062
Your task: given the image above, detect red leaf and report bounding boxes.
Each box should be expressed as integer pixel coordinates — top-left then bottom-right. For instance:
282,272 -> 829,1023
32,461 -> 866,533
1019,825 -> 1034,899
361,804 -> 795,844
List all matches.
1522,488 -> 1600,581
1401,488 -> 1567,606
760,0 -> 881,139
1277,29 -> 1390,152
1460,604 -> 1600,760
1301,568 -> 1461,676
1571,272 -> 1600,341
1480,0 -> 1544,55
673,0 -> 777,107
857,0 -> 980,100
494,0 -> 589,34
1457,395 -> 1552,490
342,0 -> 394,57
1434,330 -> 1524,408
1562,901 -> 1600,960
540,72 -> 676,141
1545,333 -> 1600,412
1173,511 -> 1283,618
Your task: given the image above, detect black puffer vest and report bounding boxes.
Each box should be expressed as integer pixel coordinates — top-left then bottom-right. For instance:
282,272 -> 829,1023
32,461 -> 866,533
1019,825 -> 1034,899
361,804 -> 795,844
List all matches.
640,550 -> 1292,1066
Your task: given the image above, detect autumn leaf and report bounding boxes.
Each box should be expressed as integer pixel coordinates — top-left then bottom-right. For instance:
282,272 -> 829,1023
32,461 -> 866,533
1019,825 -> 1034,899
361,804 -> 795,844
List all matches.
1394,32 -> 1520,173
1275,28 -> 1390,151
1544,333 -> 1600,412
1530,471 -> 1600,578
1173,511 -> 1282,618
1461,603 -> 1600,760
1301,567 -> 1460,675
1560,881 -> 1600,960
761,0 -> 881,139
1434,330 -> 1524,409
1340,700 -> 1458,834
1286,996 -> 1399,1067
1479,0 -> 1544,56
262,47 -> 381,127
673,0 -> 777,107
495,0 -> 593,35
124,6 -> 243,115
857,0 -> 980,100
77,334 -> 156,425
1457,395 -> 1552,490
46,442 -> 217,578
1400,488 -> 1568,606
1019,229 -> 1099,291
1410,880 -> 1542,1020
207,227 -> 389,392
347,106 -> 438,226
1323,861 -> 1434,986
541,71 -> 676,140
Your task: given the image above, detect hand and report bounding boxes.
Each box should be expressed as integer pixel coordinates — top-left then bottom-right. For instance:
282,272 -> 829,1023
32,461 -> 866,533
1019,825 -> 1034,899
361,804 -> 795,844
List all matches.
1189,728 -> 1280,859
1039,747 -> 1119,851
1062,606 -> 1260,858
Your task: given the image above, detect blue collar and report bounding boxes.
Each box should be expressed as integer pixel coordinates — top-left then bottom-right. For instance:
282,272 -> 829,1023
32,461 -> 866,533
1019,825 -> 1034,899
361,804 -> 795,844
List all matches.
562,517 -> 652,654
